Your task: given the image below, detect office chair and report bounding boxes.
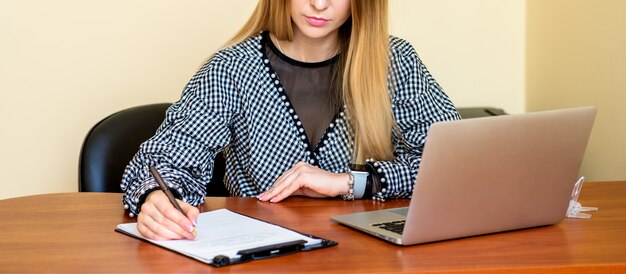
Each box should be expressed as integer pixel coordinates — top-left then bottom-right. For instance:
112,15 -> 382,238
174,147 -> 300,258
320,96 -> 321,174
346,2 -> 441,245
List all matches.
78,103 -> 229,196
457,107 -> 507,119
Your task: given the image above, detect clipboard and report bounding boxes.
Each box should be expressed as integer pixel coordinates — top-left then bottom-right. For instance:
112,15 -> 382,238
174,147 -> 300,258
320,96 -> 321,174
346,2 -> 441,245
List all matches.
115,208 -> 337,267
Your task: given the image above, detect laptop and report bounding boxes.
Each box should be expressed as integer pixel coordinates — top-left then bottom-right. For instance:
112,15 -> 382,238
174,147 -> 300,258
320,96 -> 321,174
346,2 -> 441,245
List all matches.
331,107 -> 596,245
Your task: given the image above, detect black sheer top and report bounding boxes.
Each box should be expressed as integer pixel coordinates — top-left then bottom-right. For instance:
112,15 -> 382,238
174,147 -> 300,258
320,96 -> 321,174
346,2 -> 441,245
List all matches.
264,34 -> 340,148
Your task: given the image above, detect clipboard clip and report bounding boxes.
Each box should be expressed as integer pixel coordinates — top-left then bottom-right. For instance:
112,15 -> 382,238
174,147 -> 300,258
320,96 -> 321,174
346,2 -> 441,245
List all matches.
212,239 -> 307,266
237,239 -> 307,260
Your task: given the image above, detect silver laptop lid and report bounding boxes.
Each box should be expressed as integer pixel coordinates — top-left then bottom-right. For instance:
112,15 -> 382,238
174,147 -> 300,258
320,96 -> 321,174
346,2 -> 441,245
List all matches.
401,106 -> 596,244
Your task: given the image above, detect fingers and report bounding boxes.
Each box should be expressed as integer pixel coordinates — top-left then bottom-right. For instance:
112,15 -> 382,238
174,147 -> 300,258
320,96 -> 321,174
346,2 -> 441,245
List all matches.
262,171 -> 303,203
137,192 -> 197,240
181,201 -> 199,227
137,210 -> 189,240
259,162 -> 341,202
258,163 -> 306,202
270,162 -> 300,192
154,199 -> 197,238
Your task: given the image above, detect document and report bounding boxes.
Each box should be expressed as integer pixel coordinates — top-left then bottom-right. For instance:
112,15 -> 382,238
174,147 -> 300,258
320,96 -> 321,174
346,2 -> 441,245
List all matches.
116,209 -> 335,266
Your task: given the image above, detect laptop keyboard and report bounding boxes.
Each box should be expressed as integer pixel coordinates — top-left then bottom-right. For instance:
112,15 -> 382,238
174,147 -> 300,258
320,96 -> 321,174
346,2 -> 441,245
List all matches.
372,220 -> 405,234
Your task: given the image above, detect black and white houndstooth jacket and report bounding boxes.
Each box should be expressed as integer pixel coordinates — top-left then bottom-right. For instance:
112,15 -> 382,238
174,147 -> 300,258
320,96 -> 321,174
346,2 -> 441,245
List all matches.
121,32 -> 460,216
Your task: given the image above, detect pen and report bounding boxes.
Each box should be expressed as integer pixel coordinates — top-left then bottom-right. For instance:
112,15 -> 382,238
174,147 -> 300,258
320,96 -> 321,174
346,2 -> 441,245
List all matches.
149,166 -> 197,237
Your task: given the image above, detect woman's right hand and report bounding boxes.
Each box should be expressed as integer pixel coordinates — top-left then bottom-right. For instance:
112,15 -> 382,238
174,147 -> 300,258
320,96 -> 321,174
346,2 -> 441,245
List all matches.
136,191 -> 199,240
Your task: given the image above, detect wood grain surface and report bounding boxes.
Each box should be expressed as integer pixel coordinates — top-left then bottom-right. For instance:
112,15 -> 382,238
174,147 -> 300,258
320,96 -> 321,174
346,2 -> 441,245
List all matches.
0,181 -> 625,273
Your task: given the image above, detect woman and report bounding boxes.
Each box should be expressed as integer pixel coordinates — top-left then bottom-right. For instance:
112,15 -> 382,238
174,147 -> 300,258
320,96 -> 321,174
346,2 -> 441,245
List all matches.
121,0 -> 460,240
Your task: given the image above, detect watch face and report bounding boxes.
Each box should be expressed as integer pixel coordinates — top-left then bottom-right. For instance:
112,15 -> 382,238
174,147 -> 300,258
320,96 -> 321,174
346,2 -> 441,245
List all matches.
352,170 -> 369,178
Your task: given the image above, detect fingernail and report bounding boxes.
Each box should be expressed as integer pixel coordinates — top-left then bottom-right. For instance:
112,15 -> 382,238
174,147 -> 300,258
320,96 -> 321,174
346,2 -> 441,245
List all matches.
257,192 -> 266,199
187,225 -> 197,239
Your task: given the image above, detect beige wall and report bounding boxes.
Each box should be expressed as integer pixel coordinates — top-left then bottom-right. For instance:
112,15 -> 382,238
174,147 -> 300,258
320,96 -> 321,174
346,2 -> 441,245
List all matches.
1,0 -> 525,199
391,1 -> 526,114
527,0 -> 626,181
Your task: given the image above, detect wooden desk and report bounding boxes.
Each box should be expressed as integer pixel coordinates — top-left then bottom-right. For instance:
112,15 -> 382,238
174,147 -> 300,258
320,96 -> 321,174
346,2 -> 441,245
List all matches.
1,182 -> 625,273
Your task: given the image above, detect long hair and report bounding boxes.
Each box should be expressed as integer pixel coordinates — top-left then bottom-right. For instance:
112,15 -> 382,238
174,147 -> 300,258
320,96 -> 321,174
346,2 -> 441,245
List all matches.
227,0 -> 395,164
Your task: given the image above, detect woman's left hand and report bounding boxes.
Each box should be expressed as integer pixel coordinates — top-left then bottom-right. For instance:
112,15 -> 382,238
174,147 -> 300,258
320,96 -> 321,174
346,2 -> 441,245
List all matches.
257,161 -> 350,203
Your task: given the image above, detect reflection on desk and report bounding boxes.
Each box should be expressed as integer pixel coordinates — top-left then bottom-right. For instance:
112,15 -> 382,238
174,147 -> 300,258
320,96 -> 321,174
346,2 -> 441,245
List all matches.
0,181 -> 625,273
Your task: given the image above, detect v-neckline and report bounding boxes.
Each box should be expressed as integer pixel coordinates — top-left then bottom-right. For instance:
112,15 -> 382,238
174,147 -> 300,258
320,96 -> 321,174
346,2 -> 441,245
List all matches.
259,32 -> 344,165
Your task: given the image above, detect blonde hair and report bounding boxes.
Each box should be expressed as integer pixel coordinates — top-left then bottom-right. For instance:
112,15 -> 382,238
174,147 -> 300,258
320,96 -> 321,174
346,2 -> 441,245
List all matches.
227,0 -> 395,163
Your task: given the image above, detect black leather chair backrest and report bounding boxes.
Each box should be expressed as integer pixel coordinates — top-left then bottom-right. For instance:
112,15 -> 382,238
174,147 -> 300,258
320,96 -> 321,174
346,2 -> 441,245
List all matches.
78,103 -> 228,196
457,107 -> 507,119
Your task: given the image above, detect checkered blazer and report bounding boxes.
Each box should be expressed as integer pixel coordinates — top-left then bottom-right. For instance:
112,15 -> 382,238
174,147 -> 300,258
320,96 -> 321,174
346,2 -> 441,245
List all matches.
121,32 -> 460,216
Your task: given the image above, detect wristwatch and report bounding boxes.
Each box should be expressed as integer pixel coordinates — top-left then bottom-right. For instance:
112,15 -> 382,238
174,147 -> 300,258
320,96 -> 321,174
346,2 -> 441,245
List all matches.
350,164 -> 369,199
